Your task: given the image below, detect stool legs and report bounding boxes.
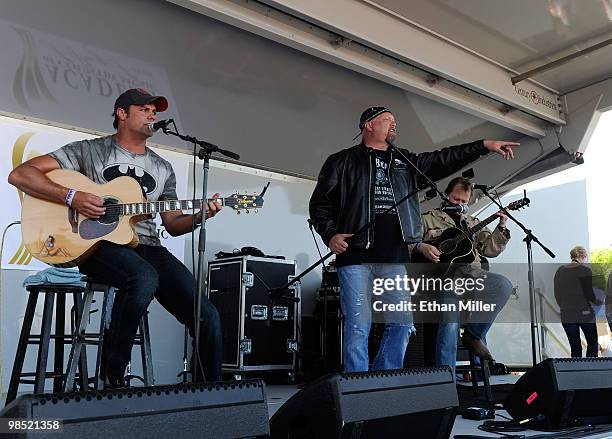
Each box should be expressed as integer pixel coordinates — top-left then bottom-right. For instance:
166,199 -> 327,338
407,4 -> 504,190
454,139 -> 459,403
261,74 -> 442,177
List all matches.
469,351 -> 479,395
6,291 -> 39,404
482,359 -> 492,402
34,293 -> 55,394
52,294 -> 66,393
468,351 -> 493,402
7,286 -> 91,403
96,285 -> 114,390
139,313 -> 154,386
63,289 -> 94,392
64,284 -> 154,391
72,292 -> 90,391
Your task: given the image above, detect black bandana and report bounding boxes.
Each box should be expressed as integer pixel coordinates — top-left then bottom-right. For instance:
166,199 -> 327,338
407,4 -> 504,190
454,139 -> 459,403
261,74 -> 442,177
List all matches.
352,106 -> 392,140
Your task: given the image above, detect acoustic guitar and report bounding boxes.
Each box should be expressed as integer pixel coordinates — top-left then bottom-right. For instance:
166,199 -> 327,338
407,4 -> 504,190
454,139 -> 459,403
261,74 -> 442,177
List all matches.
21,169 -> 266,267
414,197 -> 529,270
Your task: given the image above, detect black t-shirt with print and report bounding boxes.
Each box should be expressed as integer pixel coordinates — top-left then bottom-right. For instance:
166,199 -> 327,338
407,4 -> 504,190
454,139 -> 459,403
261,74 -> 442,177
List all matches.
336,148 -> 411,267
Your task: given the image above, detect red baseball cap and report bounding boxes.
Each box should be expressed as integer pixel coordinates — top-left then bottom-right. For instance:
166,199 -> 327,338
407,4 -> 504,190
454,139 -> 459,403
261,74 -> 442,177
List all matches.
113,88 -> 168,115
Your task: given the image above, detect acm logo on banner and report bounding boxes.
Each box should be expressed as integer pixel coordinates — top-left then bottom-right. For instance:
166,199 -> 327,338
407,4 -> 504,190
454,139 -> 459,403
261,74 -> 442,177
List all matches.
4,20 -> 174,127
7,131 -> 40,268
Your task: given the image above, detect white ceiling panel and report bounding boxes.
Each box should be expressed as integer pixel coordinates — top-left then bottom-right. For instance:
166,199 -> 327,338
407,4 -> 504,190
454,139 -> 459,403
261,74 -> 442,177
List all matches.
371,0 -> 612,92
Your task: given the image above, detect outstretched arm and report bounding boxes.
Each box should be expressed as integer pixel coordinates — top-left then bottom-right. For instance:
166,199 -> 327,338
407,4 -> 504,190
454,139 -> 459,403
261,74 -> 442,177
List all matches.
414,139 -> 520,183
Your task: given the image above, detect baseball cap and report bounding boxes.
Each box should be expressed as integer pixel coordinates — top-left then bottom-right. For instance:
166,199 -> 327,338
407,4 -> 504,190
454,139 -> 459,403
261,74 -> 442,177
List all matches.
113,88 -> 168,115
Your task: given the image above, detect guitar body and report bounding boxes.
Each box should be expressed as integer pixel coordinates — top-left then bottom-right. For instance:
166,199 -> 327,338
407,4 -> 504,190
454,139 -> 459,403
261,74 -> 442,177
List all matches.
411,227 -> 476,269
22,169 -> 146,267
431,227 -> 477,264
413,198 -> 529,271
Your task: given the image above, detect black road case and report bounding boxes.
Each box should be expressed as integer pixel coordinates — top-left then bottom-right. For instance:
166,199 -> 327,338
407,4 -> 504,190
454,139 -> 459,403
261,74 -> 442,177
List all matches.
207,256 -> 300,372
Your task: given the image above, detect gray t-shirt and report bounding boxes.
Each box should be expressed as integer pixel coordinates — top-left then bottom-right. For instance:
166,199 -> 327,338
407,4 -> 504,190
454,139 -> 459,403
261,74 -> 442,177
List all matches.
49,135 -> 177,246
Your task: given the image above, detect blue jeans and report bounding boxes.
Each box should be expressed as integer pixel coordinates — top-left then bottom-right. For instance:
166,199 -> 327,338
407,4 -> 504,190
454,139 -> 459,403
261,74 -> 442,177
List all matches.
337,264 -> 414,372
79,243 -> 222,381
435,271 -> 512,375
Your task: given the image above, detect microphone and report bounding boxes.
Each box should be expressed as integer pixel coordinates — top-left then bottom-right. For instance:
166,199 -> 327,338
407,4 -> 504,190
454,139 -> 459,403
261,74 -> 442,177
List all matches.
473,184 -> 492,191
441,204 -> 469,214
148,118 -> 174,132
200,141 -> 240,161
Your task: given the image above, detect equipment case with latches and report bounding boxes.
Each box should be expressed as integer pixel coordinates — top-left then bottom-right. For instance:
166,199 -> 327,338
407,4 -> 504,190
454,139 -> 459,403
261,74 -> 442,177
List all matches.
207,256 -> 300,372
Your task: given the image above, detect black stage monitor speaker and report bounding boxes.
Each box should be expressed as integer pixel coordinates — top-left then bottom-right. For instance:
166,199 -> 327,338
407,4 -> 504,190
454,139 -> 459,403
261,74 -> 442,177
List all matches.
504,358 -> 612,428
270,367 -> 458,439
0,380 -> 269,438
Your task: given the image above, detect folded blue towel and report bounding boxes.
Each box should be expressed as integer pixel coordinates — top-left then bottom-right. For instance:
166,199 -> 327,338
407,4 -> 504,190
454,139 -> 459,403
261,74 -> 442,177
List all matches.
23,267 -> 84,288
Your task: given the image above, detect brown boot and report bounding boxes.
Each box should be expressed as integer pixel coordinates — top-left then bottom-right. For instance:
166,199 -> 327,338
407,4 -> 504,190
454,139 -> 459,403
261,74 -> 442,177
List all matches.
461,331 -> 493,361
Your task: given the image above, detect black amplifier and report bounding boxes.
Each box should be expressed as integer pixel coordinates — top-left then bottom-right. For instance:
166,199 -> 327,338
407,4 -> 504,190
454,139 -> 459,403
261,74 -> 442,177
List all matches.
207,256 -> 300,373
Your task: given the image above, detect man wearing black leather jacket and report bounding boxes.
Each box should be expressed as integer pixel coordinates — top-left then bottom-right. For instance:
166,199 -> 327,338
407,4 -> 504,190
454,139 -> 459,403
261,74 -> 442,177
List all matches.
309,106 -> 519,372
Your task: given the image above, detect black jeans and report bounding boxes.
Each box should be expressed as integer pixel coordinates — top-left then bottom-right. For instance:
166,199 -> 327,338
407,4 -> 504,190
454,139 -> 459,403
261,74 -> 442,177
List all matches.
79,243 -> 222,381
561,321 -> 598,358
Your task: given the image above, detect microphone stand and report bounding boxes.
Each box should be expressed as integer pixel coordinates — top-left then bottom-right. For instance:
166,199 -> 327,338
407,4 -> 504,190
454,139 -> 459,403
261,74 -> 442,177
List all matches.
269,139 -> 452,303
478,187 -> 555,367
161,123 -> 240,382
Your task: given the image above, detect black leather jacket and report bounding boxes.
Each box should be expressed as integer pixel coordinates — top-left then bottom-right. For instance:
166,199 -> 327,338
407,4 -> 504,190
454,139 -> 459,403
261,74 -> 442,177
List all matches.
309,140 -> 488,249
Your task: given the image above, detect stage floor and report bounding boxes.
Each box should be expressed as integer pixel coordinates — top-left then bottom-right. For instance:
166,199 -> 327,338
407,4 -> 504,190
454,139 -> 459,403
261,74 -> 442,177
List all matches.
266,374 -> 612,438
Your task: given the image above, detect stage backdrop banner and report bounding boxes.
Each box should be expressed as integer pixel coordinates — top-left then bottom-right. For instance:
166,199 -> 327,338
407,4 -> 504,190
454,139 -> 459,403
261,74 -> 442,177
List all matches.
0,115 -> 188,271
0,18 -> 176,135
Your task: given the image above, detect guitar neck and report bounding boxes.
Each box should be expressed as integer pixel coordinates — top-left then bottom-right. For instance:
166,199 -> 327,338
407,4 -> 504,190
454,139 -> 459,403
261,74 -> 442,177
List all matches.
119,198 -> 220,216
455,213 -> 499,242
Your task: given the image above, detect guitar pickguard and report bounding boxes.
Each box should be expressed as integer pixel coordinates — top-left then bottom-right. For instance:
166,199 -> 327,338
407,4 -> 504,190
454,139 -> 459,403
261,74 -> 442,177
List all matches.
79,219 -> 119,240
78,197 -> 120,239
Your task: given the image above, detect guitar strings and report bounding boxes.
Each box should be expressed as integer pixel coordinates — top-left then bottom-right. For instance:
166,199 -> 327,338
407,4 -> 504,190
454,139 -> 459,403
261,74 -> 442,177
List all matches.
98,198 -> 254,215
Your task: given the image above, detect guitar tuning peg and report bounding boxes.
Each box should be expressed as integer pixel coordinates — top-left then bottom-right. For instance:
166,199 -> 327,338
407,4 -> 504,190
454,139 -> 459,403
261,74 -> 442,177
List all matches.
236,210 -> 241,215
254,209 -> 259,214
245,209 -> 250,214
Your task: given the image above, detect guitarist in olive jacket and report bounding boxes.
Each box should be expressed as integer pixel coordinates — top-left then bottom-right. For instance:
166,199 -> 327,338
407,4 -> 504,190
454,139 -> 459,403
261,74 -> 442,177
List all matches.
417,177 -> 513,376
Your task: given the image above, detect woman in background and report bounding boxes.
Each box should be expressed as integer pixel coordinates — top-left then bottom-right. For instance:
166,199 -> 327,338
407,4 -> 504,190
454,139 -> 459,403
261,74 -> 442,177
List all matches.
553,245 -> 601,357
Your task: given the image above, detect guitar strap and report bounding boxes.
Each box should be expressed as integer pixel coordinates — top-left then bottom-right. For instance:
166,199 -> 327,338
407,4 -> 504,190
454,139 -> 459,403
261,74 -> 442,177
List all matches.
449,213 -> 470,237
459,217 -> 475,240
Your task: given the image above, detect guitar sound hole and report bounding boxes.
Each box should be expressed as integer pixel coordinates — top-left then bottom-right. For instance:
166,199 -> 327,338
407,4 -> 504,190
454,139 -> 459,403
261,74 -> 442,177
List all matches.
439,240 -> 456,254
98,198 -> 119,225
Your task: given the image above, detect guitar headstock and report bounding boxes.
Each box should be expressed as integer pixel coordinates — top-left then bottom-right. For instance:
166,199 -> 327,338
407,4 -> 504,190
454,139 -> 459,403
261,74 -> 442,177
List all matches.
506,196 -> 530,211
223,193 -> 265,214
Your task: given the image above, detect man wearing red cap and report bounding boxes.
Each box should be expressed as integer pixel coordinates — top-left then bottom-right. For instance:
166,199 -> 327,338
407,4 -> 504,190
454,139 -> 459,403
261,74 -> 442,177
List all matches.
309,106 -> 519,372
9,89 -> 223,385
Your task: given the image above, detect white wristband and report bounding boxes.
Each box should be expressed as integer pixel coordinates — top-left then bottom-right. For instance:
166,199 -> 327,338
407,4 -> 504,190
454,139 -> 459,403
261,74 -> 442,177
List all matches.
65,188 -> 76,207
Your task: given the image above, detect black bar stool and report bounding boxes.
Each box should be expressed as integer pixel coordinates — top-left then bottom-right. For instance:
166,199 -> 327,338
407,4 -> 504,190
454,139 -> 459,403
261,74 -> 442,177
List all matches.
6,283 -> 89,405
457,337 -> 493,402
63,278 -> 154,391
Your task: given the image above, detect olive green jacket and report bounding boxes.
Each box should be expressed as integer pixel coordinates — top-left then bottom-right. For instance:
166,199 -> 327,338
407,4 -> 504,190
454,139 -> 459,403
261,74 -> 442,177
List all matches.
420,208 -> 510,267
